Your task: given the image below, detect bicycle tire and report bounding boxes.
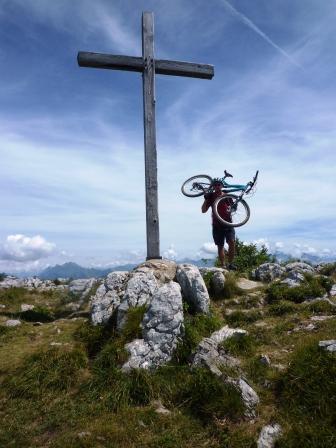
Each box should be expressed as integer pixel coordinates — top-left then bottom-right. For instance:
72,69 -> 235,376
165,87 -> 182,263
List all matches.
213,194 -> 250,227
181,174 -> 213,197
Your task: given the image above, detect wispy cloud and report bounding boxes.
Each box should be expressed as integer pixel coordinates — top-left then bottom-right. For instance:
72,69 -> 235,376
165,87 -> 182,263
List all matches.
219,0 -> 302,68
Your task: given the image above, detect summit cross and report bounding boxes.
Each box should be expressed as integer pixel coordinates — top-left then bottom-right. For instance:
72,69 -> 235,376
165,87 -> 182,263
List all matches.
77,11 -> 214,260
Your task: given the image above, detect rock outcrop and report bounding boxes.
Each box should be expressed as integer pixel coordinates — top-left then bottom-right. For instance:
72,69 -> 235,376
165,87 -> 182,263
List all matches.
122,281 -> 184,370
252,263 -> 285,282
176,263 -> 210,313
191,325 -> 247,375
257,424 -> 282,448
117,270 -> 158,330
91,272 -> 128,325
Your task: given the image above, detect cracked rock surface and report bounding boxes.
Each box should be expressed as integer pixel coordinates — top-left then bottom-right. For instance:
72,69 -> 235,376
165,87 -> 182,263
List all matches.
117,270 -> 158,330
176,263 -> 210,313
257,424 -> 282,448
91,272 -> 129,325
191,325 -> 247,376
122,281 -> 184,371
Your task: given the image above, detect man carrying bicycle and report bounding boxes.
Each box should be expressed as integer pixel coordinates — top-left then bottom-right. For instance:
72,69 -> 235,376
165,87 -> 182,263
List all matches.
201,178 -> 237,270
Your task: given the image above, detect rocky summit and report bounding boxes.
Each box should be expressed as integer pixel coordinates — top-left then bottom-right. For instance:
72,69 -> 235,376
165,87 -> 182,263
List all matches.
0,258 -> 335,447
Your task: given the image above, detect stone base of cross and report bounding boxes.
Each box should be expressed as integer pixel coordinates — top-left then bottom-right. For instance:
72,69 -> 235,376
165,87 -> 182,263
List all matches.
78,11 -> 214,260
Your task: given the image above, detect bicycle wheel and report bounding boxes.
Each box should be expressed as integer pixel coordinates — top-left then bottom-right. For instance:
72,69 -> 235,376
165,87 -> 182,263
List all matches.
213,194 -> 250,227
181,174 -> 213,197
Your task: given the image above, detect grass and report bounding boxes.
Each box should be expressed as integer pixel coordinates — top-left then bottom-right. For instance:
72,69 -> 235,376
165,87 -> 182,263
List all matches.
276,339 -> 336,447
1,267 -> 336,447
266,276 -> 331,304
173,310 -> 223,364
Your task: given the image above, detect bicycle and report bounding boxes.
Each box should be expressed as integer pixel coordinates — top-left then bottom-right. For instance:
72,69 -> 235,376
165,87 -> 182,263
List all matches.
181,170 -> 259,227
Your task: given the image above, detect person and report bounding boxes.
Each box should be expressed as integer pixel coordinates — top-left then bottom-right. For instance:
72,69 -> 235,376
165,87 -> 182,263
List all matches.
201,178 -> 237,270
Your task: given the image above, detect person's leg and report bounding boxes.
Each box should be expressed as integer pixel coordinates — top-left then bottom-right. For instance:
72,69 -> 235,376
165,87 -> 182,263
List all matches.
212,226 -> 225,267
218,245 -> 225,267
227,239 -> 235,263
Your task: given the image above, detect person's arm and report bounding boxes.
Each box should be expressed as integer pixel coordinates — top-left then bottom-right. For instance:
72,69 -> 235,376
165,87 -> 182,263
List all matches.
201,199 -> 211,213
201,193 -> 212,213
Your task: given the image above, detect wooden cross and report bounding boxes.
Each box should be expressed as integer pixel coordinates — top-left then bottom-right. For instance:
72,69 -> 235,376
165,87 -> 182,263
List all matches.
77,11 -> 214,260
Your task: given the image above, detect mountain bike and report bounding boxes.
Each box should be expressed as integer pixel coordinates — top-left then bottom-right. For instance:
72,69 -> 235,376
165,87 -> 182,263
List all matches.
181,170 -> 259,227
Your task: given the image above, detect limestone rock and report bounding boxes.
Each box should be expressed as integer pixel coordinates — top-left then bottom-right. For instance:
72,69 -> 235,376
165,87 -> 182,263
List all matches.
134,259 -> 177,285
236,278 -> 261,291
253,263 -> 285,282
226,377 -> 260,418
259,354 -> 271,366
91,272 -> 128,325
69,278 -> 96,297
122,281 -> 184,370
330,284 -> 336,297
117,271 -> 158,330
21,304 -> 35,312
319,339 -> 336,352
4,319 -> 21,327
176,263 -> 210,313
191,325 -> 247,375
257,424 -> 282,448
285,262 -> 315,274
0,276 -> 25,288
211,271 -> 225,296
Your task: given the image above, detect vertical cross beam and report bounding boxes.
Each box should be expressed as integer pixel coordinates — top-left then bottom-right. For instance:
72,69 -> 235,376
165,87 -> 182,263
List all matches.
142,12 -> 160,260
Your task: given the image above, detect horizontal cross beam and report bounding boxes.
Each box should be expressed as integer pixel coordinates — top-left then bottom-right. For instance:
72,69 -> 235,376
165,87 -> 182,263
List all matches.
77,51 -> 214,79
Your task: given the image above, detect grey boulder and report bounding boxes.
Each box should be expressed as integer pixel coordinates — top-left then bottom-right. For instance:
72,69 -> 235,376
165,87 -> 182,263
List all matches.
257,424 -> 282,448
91,272 -> 129,325
122,281 -> 184,370
117,270 -> 158,330
253,263 -> 285,282
176,263 -> 210,313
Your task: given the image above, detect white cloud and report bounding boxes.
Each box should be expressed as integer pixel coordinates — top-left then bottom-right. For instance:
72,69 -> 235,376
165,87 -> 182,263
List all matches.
163,244 -> 178,260
200,242 -> 217,255
0,234 -> 56,262
219,0 -> 302,68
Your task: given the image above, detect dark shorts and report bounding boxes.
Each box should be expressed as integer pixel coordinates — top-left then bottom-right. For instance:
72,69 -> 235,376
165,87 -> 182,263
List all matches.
212,225 -> 235,247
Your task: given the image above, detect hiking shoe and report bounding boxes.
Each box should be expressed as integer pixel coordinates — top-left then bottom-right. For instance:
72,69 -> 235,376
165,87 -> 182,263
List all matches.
228,263 -> 237,271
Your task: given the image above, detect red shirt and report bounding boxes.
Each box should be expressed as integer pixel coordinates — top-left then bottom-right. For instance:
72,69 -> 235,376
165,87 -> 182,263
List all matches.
206,192 -> 233,227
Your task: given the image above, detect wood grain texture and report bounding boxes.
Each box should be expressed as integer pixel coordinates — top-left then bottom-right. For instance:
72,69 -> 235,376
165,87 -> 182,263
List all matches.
77,52 -> 214,79
142,12 -> 161,259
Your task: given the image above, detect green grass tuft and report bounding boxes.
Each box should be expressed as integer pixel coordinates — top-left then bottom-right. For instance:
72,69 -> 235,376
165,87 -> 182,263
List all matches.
276,340 -> 336,447
225,310 -> 262,326
173,312 -> 223,364
4,346 -> 88,398
268,300 -> 298,316
220,334 -> 256,356
267,276 -> 328,304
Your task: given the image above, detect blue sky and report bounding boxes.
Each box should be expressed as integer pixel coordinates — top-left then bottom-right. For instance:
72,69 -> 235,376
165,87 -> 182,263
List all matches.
1,0 -> 336,273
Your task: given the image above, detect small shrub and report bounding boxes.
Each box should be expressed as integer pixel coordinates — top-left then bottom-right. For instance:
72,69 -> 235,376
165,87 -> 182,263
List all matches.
267,277 -> 326,304
269,300 -> 297,316
19,306 -> 54,322
305,300 -> 336,314
318,262 -> 336,277
233,238 -> 275,272
202,271 -> 214,291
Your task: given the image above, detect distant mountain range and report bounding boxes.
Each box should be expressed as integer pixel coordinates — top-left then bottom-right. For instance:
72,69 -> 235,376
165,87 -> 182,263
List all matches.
4,251 -> 335,280
38,262 -> 137,280
38,259 -> 213,280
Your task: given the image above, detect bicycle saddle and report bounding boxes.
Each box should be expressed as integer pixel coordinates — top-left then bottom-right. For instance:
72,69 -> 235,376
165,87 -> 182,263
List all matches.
224,170 -> 233,178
